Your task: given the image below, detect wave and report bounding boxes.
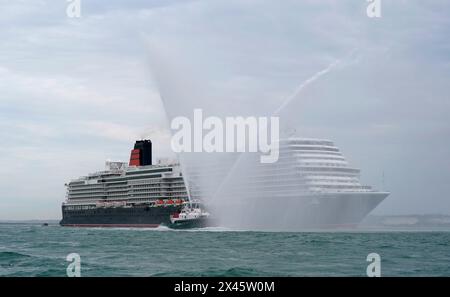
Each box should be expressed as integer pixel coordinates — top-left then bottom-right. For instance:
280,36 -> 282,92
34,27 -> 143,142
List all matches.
81,225 -> 237,232
151,267 -> 271,277
83,225 -> 173,232
0,251 -> 31,261
171,226 -> 235,232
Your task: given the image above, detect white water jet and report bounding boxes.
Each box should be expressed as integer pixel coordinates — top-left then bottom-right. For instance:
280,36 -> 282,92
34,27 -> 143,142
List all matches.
145,39 -> 367,230
210,56 -> 347,204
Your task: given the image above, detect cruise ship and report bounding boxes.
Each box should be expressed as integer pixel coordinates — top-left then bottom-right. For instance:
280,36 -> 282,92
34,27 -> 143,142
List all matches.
60,138 -> 388,229
184,138 -> 389,229
60,140 -> 190,227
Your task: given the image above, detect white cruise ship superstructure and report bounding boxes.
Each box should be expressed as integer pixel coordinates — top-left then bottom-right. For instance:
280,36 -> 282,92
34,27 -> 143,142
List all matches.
60,140 -> 190,227
184,137 -> 389,229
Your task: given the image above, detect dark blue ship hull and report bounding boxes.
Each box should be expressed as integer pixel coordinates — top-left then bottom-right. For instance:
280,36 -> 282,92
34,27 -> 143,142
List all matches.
60,204 -> 183,227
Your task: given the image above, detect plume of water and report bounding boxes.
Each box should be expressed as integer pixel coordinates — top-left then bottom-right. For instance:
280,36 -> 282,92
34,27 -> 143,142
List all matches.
146,38 -> 361,230
211,56 -> 347,204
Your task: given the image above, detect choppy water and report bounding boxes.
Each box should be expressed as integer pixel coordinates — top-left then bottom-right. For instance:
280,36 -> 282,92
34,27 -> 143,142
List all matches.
0,223 -> 449,276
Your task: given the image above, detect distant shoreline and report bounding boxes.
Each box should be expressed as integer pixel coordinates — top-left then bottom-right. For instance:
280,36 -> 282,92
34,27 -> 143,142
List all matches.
0,220 -> 60,224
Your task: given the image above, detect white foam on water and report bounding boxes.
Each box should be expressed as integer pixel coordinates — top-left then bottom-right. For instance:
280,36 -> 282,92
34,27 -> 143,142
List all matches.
79,225 -> 172,232
177,226 -> 234,232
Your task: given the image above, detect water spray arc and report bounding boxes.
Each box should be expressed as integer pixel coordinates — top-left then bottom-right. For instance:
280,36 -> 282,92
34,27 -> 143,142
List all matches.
210,51 -> 357,205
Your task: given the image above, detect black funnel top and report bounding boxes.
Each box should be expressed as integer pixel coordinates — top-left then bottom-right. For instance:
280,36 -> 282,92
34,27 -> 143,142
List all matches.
132,140 -> 152,166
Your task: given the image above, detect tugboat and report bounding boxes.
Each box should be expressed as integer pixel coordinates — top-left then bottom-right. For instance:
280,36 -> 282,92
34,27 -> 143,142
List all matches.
168,201 -> 211,229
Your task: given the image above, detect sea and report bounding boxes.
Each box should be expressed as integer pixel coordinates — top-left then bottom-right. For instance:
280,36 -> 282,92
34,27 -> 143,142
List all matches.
0,223 -> 449,277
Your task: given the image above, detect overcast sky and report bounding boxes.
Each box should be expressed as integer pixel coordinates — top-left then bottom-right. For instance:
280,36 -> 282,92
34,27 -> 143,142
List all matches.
0,0 -> 449,220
